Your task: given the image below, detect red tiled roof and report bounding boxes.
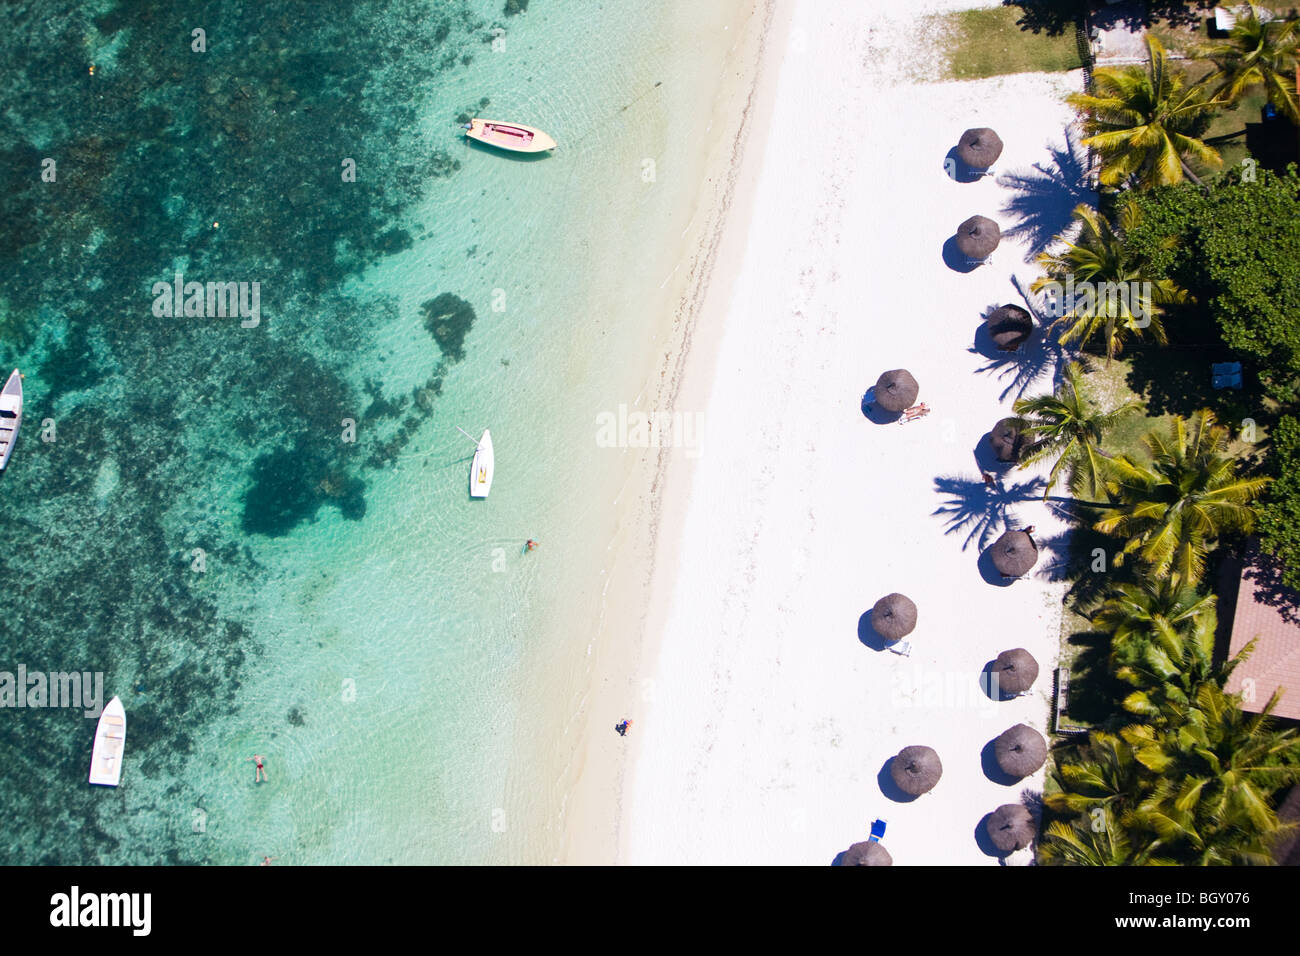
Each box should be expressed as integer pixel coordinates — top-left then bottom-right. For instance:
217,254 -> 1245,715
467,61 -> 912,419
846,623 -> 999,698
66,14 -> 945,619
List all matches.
1224,551 -> 1300,721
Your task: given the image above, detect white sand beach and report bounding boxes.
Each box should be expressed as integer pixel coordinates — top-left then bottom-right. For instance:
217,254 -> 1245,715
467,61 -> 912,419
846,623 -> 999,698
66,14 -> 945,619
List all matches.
593,0 -> 1093,865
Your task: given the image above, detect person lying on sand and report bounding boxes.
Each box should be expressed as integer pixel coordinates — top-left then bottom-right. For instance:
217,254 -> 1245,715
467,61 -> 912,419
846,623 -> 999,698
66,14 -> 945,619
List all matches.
900,403 -> 930,423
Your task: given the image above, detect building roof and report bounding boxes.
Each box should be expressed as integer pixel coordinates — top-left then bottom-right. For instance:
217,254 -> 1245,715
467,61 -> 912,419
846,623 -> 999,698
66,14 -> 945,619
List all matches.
1223,548 -> 1300,721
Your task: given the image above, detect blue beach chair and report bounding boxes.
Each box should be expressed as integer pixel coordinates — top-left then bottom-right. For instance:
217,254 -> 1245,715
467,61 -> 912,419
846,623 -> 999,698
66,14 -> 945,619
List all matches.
1212,362 -> 1243,390
869,819 -> 887,843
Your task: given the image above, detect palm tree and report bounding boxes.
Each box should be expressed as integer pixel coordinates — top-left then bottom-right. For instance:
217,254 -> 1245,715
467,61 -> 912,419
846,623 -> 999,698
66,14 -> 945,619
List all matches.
1044,730 -> 1145,819
1201,4 -> 1300,123
1039,811 -> 1177,866
1121,681 -> 1300,864
1032,200 -> 1188,360
1040,731 -> 1177,865
1013,361 -> 1139,499
1094,409 -> 1270,584
1092,579 -> 1217,717
1068,34 -> 1222,189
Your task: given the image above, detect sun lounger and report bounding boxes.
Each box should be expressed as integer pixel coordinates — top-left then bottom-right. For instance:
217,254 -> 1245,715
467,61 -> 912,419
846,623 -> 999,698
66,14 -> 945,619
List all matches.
888,641 -> 911,657
1212,362 -> 1242,390
869,818 -> 887,842
900,404 -> 931,424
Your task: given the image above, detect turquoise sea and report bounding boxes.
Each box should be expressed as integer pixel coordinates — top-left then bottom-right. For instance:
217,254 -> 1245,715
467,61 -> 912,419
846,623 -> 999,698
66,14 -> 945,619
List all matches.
0,0 -> 747,863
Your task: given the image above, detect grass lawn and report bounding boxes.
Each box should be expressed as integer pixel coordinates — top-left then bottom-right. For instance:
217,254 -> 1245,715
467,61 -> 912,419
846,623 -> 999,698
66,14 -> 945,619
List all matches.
1053,357 -> 1182,730
1080,356 -> 1170,465
1139,23 -> 1275,172
1176,58 -> 1270,172
932,6 -> 1087,80
1052,350 -> 1269,727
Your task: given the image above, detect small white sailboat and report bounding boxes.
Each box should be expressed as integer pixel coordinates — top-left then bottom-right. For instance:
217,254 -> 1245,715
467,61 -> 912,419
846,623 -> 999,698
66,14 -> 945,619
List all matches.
0,369 -> 22,471
88,696 -> 126,787
457,426 -> 494,498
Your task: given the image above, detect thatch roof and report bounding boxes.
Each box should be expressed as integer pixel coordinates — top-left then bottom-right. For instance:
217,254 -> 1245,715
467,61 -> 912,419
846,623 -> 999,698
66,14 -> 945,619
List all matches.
986,305 -> 1033,351
991,648 -> 1039,695
872,593 -> 918,641
990,418 -> 1025,463
993,724 -> 1048,778
986,804 -> 1035,854
839,841 -> 893,866
989,529 -> 1038,578
957,128 -> 1004,169
891,745 -> 942,796
874,369 -> 919,413
955,216 -> 1001,259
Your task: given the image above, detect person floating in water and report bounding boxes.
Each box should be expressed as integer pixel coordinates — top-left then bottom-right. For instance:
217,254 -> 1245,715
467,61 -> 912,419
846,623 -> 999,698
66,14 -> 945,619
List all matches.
525,539 -> 539,553
260,856 -> 276,866
247,754 -> 268,783
615,719 -> 632,737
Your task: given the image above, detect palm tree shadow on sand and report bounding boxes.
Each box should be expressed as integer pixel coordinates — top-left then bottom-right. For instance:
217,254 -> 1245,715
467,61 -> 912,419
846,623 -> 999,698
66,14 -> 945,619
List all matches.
931,473 -> 1044,553
996,127 -> 1095,262
969,274 -> 1068,403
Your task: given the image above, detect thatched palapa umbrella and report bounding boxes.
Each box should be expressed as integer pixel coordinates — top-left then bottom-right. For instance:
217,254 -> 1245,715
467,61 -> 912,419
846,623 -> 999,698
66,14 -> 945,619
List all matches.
989,529 -> 1038,579
874,369 -> 919,413
994,723 -> 1048,779
990,418 -> 1025,463
838,841 -> 893,866
986,804 -> 1035,854
986,305 -> 1033,352
872,593 -> 917,642
957,128 -> 1004,170
955,216 -> 1001,260
991,648 -> 1040,696
891,745 -> 942,796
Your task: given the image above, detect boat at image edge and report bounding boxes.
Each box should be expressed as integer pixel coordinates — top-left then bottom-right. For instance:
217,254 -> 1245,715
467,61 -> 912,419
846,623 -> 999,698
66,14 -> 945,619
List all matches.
0,369 -> 22,471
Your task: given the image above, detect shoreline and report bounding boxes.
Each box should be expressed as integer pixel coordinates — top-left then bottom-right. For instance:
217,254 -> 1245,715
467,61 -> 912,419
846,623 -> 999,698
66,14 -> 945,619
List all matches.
557,0 -> 781,864
607,0 -> 795,863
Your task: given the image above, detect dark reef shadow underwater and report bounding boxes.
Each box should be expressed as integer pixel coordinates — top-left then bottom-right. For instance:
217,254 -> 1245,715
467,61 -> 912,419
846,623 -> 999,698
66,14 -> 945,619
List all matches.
0,0 -> 514,863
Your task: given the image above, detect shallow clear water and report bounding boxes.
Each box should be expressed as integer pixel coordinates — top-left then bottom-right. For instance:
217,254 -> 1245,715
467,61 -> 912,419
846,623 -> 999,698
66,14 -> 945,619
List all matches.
0,0 -> 743,863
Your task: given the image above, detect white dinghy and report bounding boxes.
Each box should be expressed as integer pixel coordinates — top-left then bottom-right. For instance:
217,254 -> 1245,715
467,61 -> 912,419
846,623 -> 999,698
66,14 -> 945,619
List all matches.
88,696 -> 126,787
0,369 -> 22,471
